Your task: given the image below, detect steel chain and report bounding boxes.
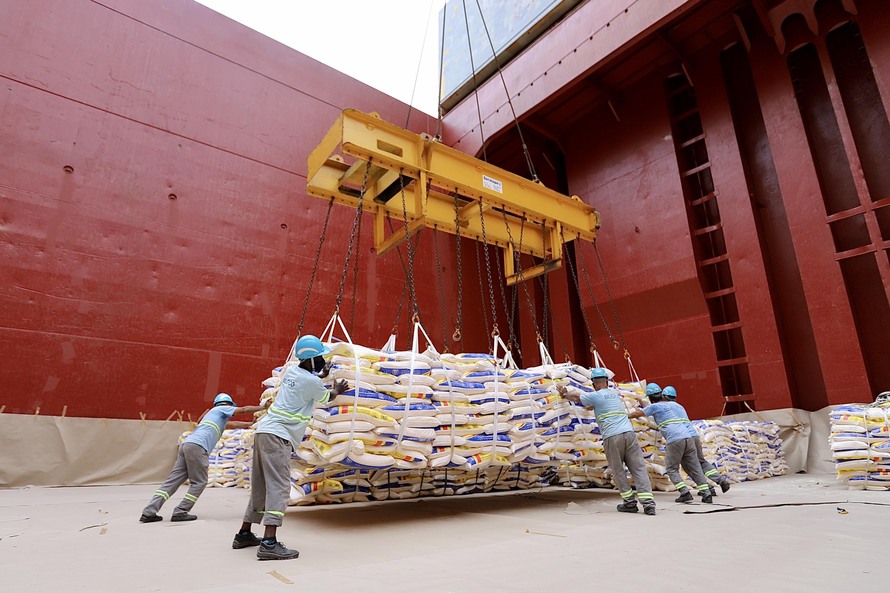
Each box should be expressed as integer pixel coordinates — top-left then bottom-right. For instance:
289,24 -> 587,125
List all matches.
335,161 -> 371,313
501,210 -> 541,337
559,226 -> 596,348
578,239 -> 618,349
432,227 -> 448,352
398,171 -> 420,322
594,240 -> 626,351
453,196 -> 463,345
473,240 -> 491,344
298,197 -> 335,336
477,202 -> 499,340
492,250 -> 515,348
349,196 -> 363,331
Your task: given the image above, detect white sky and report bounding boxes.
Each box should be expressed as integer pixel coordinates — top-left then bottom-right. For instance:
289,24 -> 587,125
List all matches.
195,0 -> 447,116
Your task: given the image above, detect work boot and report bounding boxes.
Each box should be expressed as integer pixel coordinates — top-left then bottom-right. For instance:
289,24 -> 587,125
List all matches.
675,490 -> 694,503
720,480 -> 731,494
701,493 -> 714,504
616,500 -> 639,513
139,514 -> 162,523
257,540 -> 300,561
643,505 -> 656,516
233,531 -> 262,549
700,487 -> 717,498
171,513 -> 197,522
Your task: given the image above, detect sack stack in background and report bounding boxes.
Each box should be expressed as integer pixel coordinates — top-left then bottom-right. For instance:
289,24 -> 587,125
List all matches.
692,420 -> 787,481
203,340 -> 787,504
177,428 -> 253,488
829,404 -> 890,491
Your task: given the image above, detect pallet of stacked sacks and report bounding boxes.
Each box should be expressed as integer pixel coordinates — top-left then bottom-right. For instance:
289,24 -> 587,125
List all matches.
274,342 -> 589,504
829,400 -> 890,490
223,340 -> 790,504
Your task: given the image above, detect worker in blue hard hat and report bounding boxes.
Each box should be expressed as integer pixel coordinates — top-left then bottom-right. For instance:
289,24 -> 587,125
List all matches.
629,385 -> 714,503
661,385 -> 731,498
557,367 -> 657,516
140,393 -> 268,523
234,334 -> 348,561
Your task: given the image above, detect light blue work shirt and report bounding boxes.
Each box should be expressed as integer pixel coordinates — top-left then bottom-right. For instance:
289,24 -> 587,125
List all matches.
185,405 -> 236,452
579,387 -> 633,439
256,364 -> 329,447
642,401 -> 697,444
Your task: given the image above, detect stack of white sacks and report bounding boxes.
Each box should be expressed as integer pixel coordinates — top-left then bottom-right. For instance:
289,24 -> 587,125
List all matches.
178,428 -> 253,488
693,420 -> 787,481
217,341 -> 787,503
829,403 -> 890,490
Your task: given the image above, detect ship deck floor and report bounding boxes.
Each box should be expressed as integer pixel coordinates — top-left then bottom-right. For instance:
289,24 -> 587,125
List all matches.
1,473 -> 884,592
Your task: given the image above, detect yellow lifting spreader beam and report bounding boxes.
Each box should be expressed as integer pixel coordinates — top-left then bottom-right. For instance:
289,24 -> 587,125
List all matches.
306,109 -> 600,286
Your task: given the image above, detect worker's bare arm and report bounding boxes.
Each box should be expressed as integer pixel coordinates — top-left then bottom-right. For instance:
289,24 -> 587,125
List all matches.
225,420 -> 255,429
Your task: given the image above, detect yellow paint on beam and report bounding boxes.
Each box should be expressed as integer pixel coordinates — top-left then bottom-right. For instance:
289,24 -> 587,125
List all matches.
306,110 -> 601,283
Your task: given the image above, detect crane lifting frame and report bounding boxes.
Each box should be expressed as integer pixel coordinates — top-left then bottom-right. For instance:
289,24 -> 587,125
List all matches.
306,110 -> 601,285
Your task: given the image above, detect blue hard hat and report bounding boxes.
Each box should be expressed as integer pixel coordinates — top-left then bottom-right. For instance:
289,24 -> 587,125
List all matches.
294,335 -> 330,360
213,393 -> 235,406
645,383 -> 662,397
590,367 -> 609,380
662,386 -> 677,400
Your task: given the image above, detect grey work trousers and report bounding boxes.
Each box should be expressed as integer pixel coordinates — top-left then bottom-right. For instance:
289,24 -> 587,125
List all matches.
665,437 -> 710,493
243,432 -> 293,527
694,436 -> 725,484
603,431 -> 654,506
142,441 -> 209,517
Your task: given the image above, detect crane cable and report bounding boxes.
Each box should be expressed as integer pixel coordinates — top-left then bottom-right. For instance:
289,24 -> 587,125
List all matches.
405,0 -> 442,130
461,0 -> 489,162
471,0 -> 538,181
